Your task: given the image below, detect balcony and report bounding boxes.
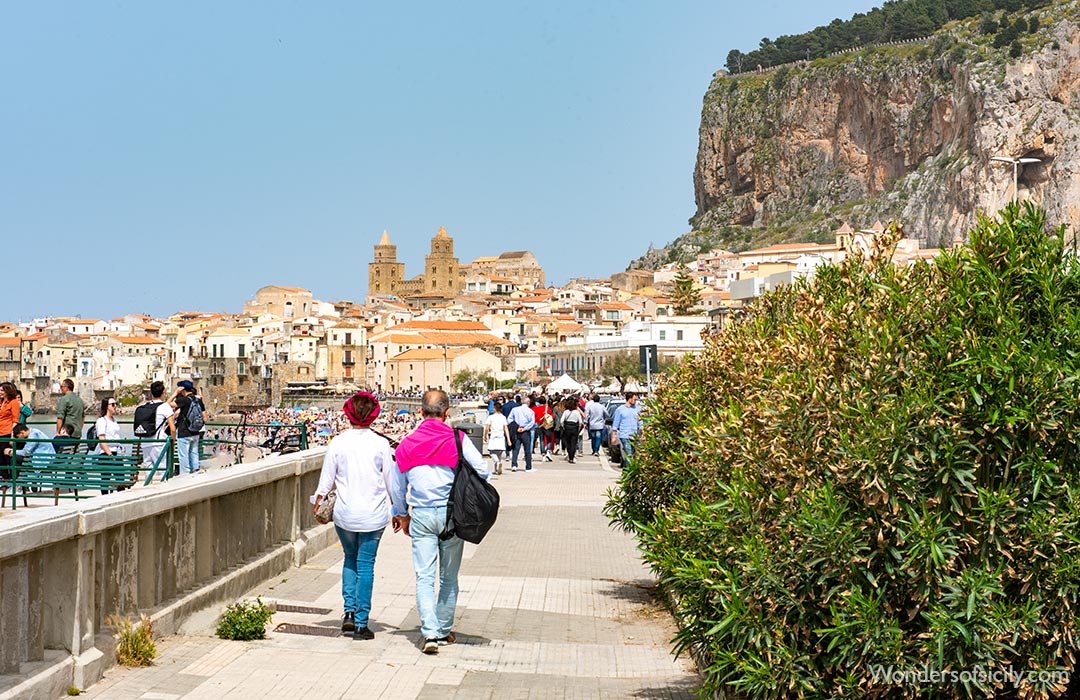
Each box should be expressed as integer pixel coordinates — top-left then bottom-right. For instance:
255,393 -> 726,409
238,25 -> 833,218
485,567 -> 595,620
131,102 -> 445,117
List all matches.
341,359 -> 356,366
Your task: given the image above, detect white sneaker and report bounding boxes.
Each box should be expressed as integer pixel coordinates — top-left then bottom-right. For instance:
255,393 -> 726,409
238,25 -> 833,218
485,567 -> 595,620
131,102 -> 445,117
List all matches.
544,453 -> 553,462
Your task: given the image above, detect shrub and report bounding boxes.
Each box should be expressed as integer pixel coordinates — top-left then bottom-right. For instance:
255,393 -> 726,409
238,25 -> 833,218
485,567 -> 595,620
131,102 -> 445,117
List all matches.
607,204 -> 1080,700
216,598 -> 274,641
1010,39 -> 1023,58
106,614 -> 156,667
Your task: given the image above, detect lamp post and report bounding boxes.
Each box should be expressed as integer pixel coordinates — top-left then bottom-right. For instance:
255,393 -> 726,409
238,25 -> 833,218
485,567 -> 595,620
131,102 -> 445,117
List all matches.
991,155 -> 1042,203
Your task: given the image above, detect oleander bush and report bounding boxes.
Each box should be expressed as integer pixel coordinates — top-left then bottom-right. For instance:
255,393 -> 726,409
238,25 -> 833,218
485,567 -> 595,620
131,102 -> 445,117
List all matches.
216,598 -> 274,641
607,203 -> 1080,700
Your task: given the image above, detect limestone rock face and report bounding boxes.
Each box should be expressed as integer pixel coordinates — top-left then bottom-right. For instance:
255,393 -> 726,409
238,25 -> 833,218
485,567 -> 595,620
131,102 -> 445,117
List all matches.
692,18 -> 1080,248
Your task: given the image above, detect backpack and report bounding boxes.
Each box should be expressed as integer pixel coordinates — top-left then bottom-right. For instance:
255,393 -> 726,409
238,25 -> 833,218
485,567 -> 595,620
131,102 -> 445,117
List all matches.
85,424 -> 99,450
439,431 -> 500,544
133,401 -> 163,437
184,397 -> 205,432
540,411 -> 554,430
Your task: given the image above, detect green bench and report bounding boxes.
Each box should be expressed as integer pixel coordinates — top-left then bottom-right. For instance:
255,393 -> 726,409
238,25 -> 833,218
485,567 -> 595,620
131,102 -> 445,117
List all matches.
4,452 -> 144,509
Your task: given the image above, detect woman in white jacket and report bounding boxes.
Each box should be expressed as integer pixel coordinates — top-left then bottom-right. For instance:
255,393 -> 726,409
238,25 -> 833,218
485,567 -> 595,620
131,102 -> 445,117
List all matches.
313,392 -> 393,640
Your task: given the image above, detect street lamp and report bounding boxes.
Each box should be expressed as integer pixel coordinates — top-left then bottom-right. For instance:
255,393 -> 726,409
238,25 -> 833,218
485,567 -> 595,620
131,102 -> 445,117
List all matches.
991,155 -> 1042,203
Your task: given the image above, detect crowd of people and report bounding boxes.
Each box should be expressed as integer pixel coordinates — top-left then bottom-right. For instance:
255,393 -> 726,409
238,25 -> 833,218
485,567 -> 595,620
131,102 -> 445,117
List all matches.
308,387 -> 643,654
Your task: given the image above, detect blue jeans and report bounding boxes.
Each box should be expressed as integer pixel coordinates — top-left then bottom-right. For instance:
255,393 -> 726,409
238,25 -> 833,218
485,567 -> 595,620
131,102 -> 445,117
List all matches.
409,507 -> 464,640
589,429 -> 602,455
335,526 -> 384,627
512,428 -> 534,470
619,436 -> 636,463
177,436 -> 200,474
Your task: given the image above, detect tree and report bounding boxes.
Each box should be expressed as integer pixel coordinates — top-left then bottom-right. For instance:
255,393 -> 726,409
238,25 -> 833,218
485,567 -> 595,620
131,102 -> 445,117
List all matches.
1009,38 -> 1023,58
670,269 -> 701,316
600,353 -> 642,394
451,369 -> 493,395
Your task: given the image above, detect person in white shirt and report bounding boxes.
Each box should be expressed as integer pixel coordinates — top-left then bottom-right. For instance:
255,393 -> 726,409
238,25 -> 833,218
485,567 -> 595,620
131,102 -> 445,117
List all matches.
312,392 -> 394,640
483,400 -> 511,475
140,381 -> 176,471
94,398 -> 123,456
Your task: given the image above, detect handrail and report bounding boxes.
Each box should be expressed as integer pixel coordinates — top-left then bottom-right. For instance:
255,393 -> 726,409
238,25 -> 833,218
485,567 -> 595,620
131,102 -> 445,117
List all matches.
144,436 -> 173,486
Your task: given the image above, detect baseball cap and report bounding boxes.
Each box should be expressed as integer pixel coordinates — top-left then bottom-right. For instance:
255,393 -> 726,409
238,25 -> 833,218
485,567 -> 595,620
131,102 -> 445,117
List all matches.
177,380 -> 195,391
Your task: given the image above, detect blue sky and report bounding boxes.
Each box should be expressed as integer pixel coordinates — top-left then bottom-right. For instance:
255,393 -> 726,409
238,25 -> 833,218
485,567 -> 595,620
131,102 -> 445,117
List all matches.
2,1 -> 878,320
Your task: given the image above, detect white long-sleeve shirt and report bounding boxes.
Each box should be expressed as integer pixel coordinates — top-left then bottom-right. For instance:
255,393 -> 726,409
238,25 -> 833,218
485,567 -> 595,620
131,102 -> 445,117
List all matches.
314,428 -> 395,533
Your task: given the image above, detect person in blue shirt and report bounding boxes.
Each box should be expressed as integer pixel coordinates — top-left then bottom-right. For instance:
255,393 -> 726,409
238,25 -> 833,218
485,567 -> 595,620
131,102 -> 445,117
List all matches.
5,423 -> 55,484
390,390 -> 490,655
508,397 -> 537,472
610,393 -> 641,462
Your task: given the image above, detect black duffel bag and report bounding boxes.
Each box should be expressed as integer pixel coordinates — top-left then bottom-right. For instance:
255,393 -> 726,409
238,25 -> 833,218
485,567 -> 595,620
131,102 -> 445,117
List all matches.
439,430 -> 500,544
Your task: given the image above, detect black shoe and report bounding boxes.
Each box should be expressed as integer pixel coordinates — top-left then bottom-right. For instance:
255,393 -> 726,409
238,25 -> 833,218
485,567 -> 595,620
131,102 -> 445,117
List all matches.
341,612 -> 356,633
354,626 -> 374,640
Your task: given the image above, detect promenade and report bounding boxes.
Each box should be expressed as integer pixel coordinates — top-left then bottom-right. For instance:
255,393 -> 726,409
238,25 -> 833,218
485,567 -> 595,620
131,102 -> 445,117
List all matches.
79,454 -> 699,700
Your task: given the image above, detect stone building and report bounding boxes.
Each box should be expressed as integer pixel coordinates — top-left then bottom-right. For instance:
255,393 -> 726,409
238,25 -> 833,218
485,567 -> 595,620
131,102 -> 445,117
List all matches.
466,251 -> 545,289
242,286 -> 314,319
367,227 -> 462,301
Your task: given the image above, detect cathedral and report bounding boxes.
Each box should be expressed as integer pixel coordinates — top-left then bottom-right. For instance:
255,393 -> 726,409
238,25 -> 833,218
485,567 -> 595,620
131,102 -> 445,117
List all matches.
367,227 -> 460,300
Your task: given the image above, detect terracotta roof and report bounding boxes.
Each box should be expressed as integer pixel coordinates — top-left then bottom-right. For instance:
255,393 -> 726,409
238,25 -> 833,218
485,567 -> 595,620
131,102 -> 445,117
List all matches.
599,302 -> 633,311
392,320 -> 491,331
0,338 -> 20,347
389,347 -> 478,361
115,336 -> 165,345
266,285 -> 311,293
741,242 -> 836,255
836,222 -> 854,234
498,251 -> 531,260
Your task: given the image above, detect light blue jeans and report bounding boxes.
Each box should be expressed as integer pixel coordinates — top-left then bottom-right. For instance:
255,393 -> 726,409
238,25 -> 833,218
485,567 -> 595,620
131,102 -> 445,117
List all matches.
619,436 -> 636,463
336,526 -> 384,627
177,436 -> 200,474
409,507 -> 464,640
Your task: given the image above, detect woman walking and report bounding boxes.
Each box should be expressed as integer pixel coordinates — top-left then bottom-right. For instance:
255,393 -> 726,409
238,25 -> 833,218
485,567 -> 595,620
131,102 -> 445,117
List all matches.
313,392 -> 394,640
484,399 -> 510,475
560,396 -> 585,464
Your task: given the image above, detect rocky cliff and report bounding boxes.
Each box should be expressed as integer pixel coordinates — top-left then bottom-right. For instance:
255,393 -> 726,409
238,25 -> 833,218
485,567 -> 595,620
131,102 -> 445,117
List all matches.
635,4 -> 1080,269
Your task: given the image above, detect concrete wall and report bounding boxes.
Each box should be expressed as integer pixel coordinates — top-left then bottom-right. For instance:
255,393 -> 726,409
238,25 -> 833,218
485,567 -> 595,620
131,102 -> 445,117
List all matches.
0,448 -> 332,700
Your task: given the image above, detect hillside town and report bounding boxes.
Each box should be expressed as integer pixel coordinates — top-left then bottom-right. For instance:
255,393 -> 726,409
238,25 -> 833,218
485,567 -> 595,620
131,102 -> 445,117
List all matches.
0,222 -> 941,414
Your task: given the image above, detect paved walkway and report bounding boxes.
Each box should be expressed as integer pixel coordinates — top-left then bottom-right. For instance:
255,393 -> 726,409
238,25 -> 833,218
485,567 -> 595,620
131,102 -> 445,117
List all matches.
81,452 -> 699,699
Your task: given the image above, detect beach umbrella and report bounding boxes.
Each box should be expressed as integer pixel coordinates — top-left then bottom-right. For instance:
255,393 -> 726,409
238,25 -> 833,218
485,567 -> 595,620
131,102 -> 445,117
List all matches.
396,409 -> 410,415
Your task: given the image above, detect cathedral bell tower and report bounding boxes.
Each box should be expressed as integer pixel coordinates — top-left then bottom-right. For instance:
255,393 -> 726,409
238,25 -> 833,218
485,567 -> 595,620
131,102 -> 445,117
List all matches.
368,230 -> 405,297
424,226 -> 460,295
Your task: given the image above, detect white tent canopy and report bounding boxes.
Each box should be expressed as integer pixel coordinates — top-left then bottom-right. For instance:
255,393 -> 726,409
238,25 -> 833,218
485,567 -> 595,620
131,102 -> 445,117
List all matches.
546,373 -> 584,393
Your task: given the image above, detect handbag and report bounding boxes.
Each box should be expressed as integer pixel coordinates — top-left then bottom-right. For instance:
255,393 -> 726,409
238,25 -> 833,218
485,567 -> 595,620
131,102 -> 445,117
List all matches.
314,487 -> 336,525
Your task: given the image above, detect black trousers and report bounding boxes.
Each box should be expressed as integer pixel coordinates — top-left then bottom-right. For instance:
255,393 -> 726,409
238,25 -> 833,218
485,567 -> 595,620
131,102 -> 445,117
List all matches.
563,422 -> 580,462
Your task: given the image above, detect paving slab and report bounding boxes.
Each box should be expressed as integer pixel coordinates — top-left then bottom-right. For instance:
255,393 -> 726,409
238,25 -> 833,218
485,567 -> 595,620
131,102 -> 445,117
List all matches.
79,453 -> 699,699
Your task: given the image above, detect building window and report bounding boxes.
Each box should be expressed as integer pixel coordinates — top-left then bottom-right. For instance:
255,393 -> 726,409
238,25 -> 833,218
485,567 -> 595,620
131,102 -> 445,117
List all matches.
345,333 -> 352,345
239,344 -> 246,358
659,330 -> 666,341
677,330 -> 684,341
239,361 -> 246,374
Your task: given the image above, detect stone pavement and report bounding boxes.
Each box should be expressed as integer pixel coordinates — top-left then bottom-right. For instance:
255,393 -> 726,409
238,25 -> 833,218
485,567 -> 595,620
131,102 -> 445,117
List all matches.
79,452 -> 699,699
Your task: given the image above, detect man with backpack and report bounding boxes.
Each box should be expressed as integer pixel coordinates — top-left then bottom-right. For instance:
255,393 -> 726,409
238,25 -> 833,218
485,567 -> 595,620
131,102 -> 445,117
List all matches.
390,390 -> 491,655
135,381 -> 175,472
168,380 -> 205,474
